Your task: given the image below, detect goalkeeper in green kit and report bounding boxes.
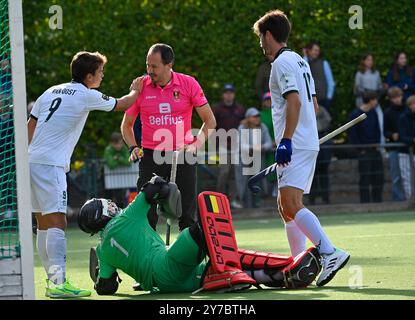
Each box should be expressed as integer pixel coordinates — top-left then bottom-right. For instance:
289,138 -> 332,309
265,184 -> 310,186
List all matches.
78,176 -> 322,295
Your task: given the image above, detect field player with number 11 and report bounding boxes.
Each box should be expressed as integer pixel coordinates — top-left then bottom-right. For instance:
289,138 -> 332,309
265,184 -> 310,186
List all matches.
27,51 -> 143,298
253,10 -> 350,286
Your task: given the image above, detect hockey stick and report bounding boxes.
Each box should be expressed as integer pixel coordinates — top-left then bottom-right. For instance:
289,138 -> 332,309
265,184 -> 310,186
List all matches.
165,123 -> 206,245
247,113 -> 367,193
166,150 -> 179,246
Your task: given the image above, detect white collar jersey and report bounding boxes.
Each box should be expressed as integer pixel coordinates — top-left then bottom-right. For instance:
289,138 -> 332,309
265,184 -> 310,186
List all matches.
269,48 -> 319,151
28,82 -> 116,172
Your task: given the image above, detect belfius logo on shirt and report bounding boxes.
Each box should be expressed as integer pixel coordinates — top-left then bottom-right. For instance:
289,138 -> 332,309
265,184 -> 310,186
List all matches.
148,103 -> 184,126
149,115 -> 184,126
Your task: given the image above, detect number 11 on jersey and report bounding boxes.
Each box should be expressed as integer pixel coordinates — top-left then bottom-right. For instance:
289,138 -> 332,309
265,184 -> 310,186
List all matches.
303,72 -> 312,102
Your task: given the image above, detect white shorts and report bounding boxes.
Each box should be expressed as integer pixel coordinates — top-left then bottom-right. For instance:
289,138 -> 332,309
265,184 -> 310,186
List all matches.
30,163 -> 67,215
276,149 -> 318,194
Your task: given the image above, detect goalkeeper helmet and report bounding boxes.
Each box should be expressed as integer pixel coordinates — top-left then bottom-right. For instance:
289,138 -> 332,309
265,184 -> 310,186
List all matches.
78,198 -> 120,235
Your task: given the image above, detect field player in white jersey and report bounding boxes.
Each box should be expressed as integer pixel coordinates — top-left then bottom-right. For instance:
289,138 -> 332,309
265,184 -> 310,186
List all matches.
253,10 -> 350,286
27,51 -> 143,298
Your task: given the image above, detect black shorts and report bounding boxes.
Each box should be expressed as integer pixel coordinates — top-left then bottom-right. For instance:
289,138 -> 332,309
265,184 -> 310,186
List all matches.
136,149 -> 197,231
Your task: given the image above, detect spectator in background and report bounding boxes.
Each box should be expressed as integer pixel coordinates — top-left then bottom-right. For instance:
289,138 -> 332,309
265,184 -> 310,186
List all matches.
384,87 -> 406,201
398,95 -> 415,200
386,52 -> 415,102
354,53 -> 385,107
255,59 -> 271,101
259,91 -> 277,196
259,92 -> 274,142
349,91 -> 384,203
353,54 -> 386,156
103,132 -> 130,207
213,83 -> 245,208
309,106 -> 332,205
235,107 -> 273,208
304,41 -> 335,111
104,132 -> 130,169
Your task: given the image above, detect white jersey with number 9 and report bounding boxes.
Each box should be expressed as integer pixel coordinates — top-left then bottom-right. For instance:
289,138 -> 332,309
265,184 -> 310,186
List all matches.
28,81 -> 116,172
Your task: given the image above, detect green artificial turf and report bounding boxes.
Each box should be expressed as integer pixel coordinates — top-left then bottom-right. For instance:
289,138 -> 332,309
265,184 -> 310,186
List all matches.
34,210 -> 415,300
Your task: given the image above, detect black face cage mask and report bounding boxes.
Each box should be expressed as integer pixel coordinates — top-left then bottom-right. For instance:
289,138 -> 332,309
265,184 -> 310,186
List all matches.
78,198 -> 112,235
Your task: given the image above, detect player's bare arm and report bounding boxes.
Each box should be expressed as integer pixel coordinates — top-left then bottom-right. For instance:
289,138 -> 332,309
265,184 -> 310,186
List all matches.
27,117 -> 37,145
184,103 -> 216,154
283,92 -> 301,140
121,112 -> 142,162
313,96 -> 319,114
114,76 -> 144,111
275,91 -> 301,167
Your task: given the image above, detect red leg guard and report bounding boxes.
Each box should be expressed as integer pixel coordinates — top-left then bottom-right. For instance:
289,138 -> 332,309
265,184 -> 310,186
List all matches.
238,247 -> 322,289
197,192 -> 256,292
238,249 -> 293,271
201,264 -> 256,293
238,248 -> 293,288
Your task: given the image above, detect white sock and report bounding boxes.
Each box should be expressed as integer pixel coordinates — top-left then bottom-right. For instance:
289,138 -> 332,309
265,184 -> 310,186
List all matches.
294,208 -> 335,255
285,221 -> 306,257
46,228 -> 67,285
36,230 -> 50,274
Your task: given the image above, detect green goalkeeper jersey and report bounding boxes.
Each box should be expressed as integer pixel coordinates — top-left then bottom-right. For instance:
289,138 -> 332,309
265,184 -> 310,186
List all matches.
96,192 -> 165,291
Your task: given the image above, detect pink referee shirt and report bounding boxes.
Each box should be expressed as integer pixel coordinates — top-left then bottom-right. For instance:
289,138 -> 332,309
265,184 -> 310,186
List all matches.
126,71 -> 208,151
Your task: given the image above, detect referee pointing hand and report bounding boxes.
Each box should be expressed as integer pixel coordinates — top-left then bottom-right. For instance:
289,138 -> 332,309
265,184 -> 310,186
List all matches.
121,43 -> 216,231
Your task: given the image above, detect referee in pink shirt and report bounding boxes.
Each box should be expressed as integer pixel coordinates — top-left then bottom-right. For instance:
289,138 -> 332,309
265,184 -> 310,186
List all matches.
121,43 -> 216,231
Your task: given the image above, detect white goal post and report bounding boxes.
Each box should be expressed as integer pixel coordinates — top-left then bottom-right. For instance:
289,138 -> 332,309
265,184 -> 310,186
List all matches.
0,0 -> 35,300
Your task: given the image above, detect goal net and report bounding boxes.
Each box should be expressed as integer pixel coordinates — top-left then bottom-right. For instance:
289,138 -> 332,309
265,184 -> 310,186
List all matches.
0,0 -> 34,300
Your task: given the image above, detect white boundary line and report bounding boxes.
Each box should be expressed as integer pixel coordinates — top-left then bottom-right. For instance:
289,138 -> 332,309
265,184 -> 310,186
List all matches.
9,0 -> 36,300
